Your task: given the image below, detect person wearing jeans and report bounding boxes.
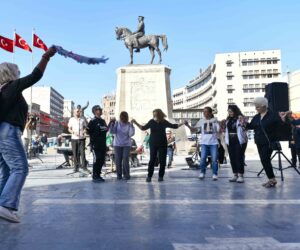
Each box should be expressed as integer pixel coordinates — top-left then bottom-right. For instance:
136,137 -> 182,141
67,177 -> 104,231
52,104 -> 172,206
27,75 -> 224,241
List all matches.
166,130 -> 175,168
186,107 -> 220,181
109,112 -> 135,180
0,47 -> 56,223
200,144 -> 218,177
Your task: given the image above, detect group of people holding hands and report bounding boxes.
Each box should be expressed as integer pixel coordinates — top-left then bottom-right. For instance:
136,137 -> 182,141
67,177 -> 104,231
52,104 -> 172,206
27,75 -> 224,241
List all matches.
69,97 -> 299,190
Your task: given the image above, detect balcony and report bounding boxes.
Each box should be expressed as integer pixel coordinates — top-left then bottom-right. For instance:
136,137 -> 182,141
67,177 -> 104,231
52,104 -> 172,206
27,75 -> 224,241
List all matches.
211,77 -> 216,85
227,86 -> 235,91
211,64 -> 216,73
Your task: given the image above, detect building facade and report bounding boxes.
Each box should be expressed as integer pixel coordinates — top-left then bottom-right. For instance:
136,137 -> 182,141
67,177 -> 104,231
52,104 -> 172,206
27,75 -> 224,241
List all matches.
173,50 -> 282,119
172,109 -> 203,127
287,70 -> 300,112
23,86 -> 64,136
102,93 -> 116,124
63,100 -> 75,118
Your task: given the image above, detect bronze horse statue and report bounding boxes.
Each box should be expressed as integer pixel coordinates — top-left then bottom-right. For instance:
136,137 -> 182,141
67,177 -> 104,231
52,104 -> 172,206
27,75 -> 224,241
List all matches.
115,27 -> 168,64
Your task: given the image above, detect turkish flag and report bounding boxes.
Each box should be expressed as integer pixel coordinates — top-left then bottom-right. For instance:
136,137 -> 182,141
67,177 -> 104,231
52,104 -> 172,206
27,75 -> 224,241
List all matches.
15,33 -> 32,52
33,34 -> 48,52
0,36 -> 14,52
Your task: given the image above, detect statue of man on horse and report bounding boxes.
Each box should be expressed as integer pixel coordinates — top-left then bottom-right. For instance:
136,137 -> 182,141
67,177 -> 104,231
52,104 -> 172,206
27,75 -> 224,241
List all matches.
115,16 -> 168,64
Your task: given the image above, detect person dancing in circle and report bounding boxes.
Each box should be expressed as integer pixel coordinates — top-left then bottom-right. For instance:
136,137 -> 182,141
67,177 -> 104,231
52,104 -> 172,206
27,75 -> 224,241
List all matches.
132,109 -> 185,182
0,47 -> 56,223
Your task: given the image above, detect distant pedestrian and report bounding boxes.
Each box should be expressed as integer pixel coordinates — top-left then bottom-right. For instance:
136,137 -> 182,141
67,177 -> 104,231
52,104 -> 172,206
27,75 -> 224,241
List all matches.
166,130 -> 176,168
132,109 -> 185,182
0,47 -> 56,223
41,133 -> 48,154
143,131 -> 150,154
109,112 -> 135,180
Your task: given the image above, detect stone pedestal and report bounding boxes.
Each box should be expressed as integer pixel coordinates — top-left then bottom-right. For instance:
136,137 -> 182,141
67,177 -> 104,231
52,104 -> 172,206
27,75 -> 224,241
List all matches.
115,64 -> 173,143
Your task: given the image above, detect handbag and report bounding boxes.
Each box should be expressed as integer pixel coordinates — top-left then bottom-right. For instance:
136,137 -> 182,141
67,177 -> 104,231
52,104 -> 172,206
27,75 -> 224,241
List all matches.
259,117 -> 277,150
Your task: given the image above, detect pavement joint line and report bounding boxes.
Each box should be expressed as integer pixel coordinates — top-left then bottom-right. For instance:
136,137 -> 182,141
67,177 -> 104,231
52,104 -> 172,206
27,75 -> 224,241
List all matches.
33,199 -> 300,205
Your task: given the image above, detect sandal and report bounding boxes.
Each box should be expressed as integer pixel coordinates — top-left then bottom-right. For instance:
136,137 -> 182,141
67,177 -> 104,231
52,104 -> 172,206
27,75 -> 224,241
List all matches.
263,180 -> 277,188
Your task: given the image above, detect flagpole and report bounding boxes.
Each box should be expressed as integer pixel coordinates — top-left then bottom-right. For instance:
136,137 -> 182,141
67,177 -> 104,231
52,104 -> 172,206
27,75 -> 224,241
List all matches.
12,29 -> 16,63
30,28 -> 35,114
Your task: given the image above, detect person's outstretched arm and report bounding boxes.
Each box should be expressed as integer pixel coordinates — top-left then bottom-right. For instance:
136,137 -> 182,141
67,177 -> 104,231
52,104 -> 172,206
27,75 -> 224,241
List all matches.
184,121 -> 198,133
165,120 -> 186,129
132,119 -> 151,131
13,47 -> 56,93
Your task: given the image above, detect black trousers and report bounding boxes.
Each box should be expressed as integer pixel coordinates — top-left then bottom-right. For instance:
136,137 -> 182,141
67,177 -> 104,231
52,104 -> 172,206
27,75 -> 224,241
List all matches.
257,144 -> 275,179
290,144 -> 300,166
148,145 -> 167,178
71,139 -> 86,171
92,146 -> 106,178
227,135 -> 245,174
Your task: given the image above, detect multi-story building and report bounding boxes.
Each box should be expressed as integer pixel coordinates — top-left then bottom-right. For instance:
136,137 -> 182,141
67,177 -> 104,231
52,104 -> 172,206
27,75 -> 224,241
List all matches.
102,93 -> 116,124
63,100 -> 75,118
173,50 -> 282,119
23,86 -> 64,136
287,70 -> 300,112
172,108 -> 203,126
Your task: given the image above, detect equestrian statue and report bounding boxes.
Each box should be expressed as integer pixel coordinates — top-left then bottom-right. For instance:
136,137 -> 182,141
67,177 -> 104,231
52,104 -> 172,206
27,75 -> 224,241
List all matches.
115,16 -> 168,64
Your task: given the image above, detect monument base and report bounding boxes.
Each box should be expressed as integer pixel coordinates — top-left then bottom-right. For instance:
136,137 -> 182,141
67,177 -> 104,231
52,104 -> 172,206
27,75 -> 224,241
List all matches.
115,64 -> 173,143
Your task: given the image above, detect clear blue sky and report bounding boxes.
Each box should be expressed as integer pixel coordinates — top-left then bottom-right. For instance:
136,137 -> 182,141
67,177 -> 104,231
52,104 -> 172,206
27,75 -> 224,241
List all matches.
1,0 -> 300,116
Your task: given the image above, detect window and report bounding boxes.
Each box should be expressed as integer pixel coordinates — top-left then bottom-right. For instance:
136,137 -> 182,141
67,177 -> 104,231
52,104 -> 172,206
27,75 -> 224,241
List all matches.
268,74 -> 272,78
228,98 -> 234,104
226,60 -> 233,67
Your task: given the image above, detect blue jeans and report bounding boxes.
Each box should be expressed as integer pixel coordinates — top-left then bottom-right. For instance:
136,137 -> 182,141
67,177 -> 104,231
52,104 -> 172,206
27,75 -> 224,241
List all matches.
0,122 -> 28,211
114,146 -> 131,178
167,147 -> 174,166
200,144 -> 218,175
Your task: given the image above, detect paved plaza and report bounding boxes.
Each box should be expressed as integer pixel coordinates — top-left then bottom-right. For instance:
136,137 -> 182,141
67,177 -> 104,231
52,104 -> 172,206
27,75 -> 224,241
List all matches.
1,153 -> 300,250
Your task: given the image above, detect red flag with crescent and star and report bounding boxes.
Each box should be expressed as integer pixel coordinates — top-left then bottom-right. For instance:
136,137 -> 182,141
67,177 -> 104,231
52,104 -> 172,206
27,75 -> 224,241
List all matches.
0,35 -> 14,52
15,33 -> 32,52
33,34 -> 48,52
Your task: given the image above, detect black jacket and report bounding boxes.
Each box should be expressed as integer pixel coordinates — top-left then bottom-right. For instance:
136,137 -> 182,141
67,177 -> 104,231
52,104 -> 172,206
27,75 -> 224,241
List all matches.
247,110 -> 282,145
0,68 -> 43,131
141,119 -> 178,147
87,117 -> 108,148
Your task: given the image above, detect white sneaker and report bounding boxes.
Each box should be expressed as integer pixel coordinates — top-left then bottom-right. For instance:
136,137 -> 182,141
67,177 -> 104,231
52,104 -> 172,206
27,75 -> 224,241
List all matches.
236,176 -> 244,183
229,175 -> 238,182
212,174 -> 218,181
198,173 -> 205,179
0,206 -> 20,223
